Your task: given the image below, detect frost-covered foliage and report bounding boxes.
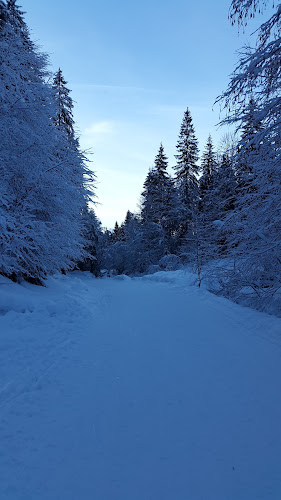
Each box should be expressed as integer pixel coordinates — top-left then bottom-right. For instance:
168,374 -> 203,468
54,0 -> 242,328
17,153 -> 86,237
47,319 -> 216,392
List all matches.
103,213 -> 166,275
0,1 -> 95,281
52,67 -> 97,270
210,0 -> 281,308
219,0 -> 281,139
158,254 -> 181,271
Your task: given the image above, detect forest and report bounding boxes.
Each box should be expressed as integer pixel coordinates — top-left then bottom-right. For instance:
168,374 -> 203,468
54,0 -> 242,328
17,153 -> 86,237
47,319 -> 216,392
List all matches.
1,2 -> 281,497
1,0 -> 281,315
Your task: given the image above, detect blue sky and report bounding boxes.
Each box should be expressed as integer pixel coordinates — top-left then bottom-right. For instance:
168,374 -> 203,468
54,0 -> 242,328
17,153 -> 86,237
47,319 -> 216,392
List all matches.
22,0 -> 262,228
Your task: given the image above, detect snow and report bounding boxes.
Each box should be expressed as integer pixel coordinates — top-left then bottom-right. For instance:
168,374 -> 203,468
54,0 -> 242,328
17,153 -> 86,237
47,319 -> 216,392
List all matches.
0,270 -> 281,499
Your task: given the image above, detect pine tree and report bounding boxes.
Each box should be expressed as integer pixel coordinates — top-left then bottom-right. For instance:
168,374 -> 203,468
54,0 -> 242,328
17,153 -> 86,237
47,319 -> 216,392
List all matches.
78,208 -> 102,276
141,144 -> 179,253
111,222 -> 125,242
205,151 -> 237,258
124,210 -> 134,227
174,108 -> 199,208
141,169 -> 160,224
52,68 -> 75,137
192,135 -> 219,267
174,108 -> 200,254
141,144 -> 165,223
6,0 -> 25,31
235,98 -> 263,190
214,152 -> 236,217
200,134 -> 217,201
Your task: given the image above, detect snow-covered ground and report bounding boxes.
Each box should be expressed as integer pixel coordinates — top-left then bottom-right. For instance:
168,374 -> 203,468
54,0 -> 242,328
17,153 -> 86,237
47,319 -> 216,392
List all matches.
0,270 -> 281,500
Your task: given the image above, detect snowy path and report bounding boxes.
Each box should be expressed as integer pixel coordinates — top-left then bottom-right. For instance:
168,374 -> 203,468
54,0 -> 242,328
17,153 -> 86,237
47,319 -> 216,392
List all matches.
0,271 -> 281,499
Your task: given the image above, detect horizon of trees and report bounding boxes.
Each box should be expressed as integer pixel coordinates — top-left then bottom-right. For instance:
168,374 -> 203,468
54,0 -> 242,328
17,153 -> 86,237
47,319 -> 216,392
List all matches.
1,0 -> 280,314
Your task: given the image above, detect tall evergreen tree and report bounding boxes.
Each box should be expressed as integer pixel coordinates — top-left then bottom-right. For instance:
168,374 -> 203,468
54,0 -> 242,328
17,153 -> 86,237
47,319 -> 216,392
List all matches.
235,98 -> 263,189
174,107 -> 200,253
199,134 -> 218,226
174,108 -> 199,208
78,208 -> 102,276
203,151 -> 237,259
141,168 -> 159,224
193,135 -> 219,266
141,144 -> 179,253
52,68 -> 75,137
200,134 -> 217,199
214,152 -> 236,218
123,210 -> 134,228
111,221 -> 125,242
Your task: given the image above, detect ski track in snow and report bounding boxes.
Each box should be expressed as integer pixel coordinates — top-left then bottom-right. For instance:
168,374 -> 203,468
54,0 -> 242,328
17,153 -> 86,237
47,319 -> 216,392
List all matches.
0,270 -> 281,500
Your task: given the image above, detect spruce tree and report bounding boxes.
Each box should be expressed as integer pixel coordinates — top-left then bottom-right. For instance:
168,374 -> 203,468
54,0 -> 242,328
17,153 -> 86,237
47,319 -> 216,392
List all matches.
193,135 -> 218,266
174,107 -> 200,254
141,144 -> 179,253
78,208 -> 102,276
124,210 -> 134,226
200,134 -> 217,202
202,151 -> 237,260
214,153 -> 236,217
146,143 -> 170,223
52,68 -> 75,137
141,169 -> 159,224
174,108 -> 199,209
111,222 -> 125,242
235,98 -> 260,171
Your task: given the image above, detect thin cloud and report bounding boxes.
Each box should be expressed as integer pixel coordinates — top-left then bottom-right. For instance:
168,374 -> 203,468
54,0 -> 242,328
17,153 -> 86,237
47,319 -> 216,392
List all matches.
84,121 -> 114,136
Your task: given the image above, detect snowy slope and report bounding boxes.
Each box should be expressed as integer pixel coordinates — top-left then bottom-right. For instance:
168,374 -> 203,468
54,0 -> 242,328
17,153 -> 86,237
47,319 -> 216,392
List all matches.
0,270 -> 281,500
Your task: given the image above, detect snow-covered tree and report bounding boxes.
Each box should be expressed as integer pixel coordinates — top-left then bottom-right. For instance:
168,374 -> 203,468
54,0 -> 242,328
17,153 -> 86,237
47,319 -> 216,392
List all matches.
234,98 -> 264,191
0,1 -> 90,281
219,0 -> 281,143
52,68 -> 75,137
213,0 -> 281,306
141,169 -> 159,224
173,108 -> 200,255
202,151 -> 237,259
191,135 -> 219,267
103,211 -> 165,275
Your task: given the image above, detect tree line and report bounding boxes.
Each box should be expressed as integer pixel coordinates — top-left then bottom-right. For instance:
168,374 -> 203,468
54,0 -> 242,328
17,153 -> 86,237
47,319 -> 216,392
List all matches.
103,108 -> 235,277
1,0 -> 280,313
103,0 -> 281,311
